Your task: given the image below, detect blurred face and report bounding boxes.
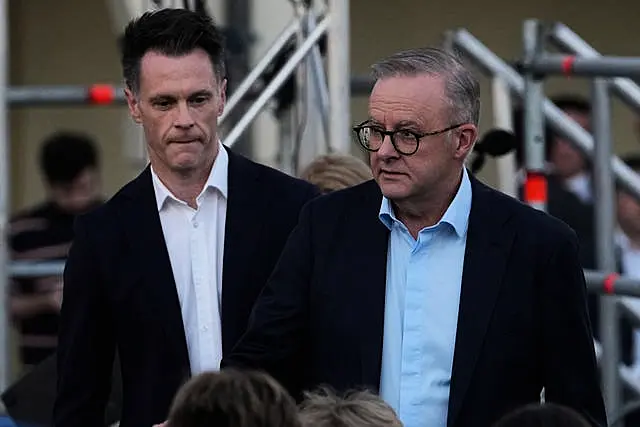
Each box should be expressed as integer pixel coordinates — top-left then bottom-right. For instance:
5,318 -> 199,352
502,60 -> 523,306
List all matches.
618,187 -> 640,238
50,168 -> 101,214
550,109 -> 589,179
125,49 -> 226,177
367,74 -> 477,205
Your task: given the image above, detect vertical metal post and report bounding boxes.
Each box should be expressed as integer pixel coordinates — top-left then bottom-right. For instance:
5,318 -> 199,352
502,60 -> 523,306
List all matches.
307,12 -> 330,147
291,0 -> 309,175
0,0 -> 9,393
491,77 -> 518,198
592,78 -> 621,418
522,20 -> 547,211
327,0 -> 350,153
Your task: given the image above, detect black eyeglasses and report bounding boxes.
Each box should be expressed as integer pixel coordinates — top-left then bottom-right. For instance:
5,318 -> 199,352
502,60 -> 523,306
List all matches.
352,121 -> 464,156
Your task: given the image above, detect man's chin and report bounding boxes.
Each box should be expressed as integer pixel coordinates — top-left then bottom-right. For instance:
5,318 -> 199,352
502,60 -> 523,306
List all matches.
378,184 -> 410,202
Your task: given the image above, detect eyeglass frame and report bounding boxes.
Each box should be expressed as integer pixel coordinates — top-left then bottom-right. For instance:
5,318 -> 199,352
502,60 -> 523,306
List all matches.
352,121 -> 465,156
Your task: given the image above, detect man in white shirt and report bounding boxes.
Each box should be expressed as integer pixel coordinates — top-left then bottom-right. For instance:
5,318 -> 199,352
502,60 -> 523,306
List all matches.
53,8 -> 318,427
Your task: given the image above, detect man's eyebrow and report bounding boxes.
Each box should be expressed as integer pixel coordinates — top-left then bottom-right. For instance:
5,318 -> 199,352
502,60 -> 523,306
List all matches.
148,93 -> 175,103
365,119 -> 421,129
148,90 -> 214,102
394,120 -> 421,128
189,90 -> 214,98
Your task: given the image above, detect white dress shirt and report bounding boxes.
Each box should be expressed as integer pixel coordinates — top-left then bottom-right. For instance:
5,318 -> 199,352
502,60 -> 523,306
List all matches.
564,172 -> 592,204
150,142 -> 228,375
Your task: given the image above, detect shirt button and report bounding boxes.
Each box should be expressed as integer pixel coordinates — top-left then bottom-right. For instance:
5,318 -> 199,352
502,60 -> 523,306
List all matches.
202,326 -> 208,332
193,221 -> 199,228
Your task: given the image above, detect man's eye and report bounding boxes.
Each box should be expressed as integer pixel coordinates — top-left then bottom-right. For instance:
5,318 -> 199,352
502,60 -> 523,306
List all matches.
190,96 -> 208,105
154,100 -> 172,109
397,130 -> 415,138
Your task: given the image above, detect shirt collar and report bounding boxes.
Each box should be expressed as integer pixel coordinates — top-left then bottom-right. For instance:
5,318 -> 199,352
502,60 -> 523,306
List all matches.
151,140 -> 229,211
378,167 -> 473,238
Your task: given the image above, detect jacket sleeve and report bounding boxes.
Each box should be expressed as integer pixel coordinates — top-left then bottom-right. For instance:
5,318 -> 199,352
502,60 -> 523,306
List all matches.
53,216 -> 116,427
541,228 -> 607,427
222,198 -> 315,394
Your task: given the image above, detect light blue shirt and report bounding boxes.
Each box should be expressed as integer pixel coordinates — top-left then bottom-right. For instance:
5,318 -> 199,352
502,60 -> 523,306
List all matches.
378,168 -> 472,427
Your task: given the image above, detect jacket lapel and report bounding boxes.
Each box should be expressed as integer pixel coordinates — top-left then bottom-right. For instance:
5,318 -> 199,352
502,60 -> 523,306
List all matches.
119,167 -> 190,371
447,178 -> 515,427
356,182 -> 390,390
220,148 -> 267,353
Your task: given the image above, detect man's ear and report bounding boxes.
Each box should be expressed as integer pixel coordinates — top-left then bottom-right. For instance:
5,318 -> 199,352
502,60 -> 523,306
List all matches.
217,78 -> 227,117
454,124 -> 478,160
124,87 -> 142,124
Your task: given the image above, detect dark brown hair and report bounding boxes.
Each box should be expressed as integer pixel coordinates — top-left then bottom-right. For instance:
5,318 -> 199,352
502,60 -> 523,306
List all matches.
167,369 -> 301,427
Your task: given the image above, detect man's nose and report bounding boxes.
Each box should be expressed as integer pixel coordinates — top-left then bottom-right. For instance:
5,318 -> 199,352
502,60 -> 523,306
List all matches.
377,134 -> 399,159
174,102 -> 195,128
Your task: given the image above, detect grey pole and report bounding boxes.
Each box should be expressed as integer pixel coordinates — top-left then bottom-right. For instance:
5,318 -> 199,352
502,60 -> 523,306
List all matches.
549,22 -> 640,114
0,0 -> 8,394
224,15 -> 330,148
522,19 -> 547,211
521,55 -> 640,78
450,29 -> 640,203
584,271 -> 640,297
592,78 -> 621,417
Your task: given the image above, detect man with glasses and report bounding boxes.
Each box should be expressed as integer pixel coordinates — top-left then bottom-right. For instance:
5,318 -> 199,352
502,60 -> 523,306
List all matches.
223,47 -> 606,427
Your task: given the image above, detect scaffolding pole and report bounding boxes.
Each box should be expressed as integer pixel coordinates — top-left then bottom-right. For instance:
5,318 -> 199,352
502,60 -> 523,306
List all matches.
327,0 -> 350,152
522,20 -> 547,211
518,54 -> 640,78
7,84 -> 126,106
585,271 -> 640,297
491,77 -> 518,198
223,15 -> 330,148
0,0 -> 8,394
549,22 -> 640,114
450,29 -> 640,203
592,76 -> 621,418
219,17 -> 301,125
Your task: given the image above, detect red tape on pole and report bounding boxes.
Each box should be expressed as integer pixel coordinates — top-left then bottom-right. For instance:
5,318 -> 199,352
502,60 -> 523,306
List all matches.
561,56 -> 575,77
88,84 -> 116,105
524,172 -> 547,204
603,273 -> 619,295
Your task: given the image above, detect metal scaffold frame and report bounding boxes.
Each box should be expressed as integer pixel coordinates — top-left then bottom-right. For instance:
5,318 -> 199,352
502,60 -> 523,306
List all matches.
447,20 -> 640,421
0,0 -> 351,395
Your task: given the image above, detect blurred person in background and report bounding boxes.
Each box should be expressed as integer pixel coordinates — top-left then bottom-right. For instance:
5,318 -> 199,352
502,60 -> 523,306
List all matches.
615,155 -> 640,373
166,369 -> 300,427
613,153 -> 640,427
299,153 -> 372,194
298,388 -> 402,427
547,96 -> 593,204
9,131 -> 102,369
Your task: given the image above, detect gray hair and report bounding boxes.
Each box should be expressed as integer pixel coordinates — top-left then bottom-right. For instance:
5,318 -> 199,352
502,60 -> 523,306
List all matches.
298,388 -> 402,427
371,47 -> 480,126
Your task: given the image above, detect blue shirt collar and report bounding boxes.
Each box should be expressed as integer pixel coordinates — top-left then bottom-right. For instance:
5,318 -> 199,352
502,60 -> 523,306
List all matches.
378,167 -> 472,238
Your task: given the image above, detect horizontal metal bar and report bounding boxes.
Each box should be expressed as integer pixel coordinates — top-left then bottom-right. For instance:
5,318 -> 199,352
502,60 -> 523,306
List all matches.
549,22 -> 640,114
9,260 -> 65,277
8,85 -> 126,106
519,54 -> 640,78
585,270 -> 640,297
3,74 -> 372,108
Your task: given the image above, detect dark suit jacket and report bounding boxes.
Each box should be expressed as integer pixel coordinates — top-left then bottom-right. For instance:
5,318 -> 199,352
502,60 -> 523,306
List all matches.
223,175 -> 607,427
53,148 -> 318,427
